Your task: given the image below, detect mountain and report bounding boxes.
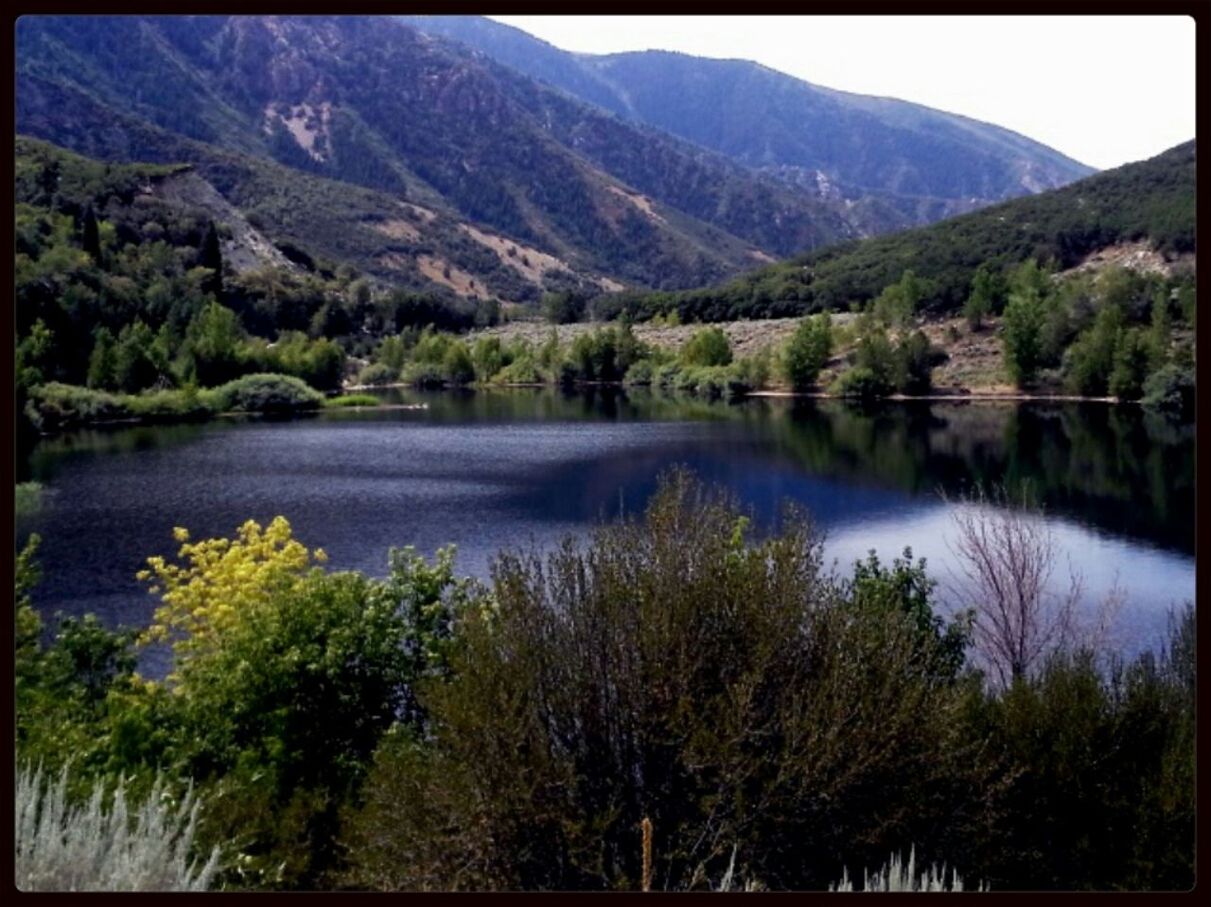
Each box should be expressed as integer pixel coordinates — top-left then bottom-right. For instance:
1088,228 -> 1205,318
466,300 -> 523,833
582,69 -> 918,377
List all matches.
595,141 -> 1195,323
400,16 -> 1096,230
16,14 -> 867,300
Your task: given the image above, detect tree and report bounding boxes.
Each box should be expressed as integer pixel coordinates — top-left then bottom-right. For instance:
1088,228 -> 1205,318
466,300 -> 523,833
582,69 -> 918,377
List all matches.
783,314 -> 832,390
1108,328 -> 1151,400
184,302 -> 245,387
964,263 -> 1005,330
542,291 -> 587,325
80,205 -> 102,264
1001,263 -> 1049,387
113,321 -> 161,393
87,327 -> 118,390
872,270 -> 923,328
199,221 -> 223,298
946,485 -> 1117,687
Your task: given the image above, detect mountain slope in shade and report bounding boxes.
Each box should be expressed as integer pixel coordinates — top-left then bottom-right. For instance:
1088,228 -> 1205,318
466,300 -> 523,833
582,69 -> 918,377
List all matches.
16,14 -> 863,297
401,15 -> 1096,230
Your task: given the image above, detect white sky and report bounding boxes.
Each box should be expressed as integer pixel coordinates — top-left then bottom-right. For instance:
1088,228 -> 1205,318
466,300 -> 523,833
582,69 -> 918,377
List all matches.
490,15 -> 1196,171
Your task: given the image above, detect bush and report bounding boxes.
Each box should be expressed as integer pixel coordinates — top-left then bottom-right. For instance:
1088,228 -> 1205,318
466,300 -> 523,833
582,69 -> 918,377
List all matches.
783,314 -> 832,390
680,326 -> 733,367
893,330 -> 937,395
343,470 -> 974,891
355,362 -> 399,386
542,291 -> 588,324
1141,363 -> 1194,415
623,359 -> 655,386
15,765 -> 220,891
441,343 -> 476,385
125,387 -> 216,422
26,382 -> 132,430
830,366 -> 890,400
492,355 -> 542,385
401,361 -> 446,389
209,374 -> 325,414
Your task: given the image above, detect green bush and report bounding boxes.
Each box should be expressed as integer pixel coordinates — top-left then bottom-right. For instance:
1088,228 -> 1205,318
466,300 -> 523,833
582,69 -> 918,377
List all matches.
783,314 -> 832,390
125,388 -> 217,422
623,359 -> 655,386
209,374 -> 325,414
441,343 -> 476,385
1141,363 -> 1194,415
401,361 -> 446,389
355,362 -> 399,386
26,382 -> 132,430
831,366 -> 890,400
343,470 -> 973,891
680,326 -> 733,367
492,355 -> 542,385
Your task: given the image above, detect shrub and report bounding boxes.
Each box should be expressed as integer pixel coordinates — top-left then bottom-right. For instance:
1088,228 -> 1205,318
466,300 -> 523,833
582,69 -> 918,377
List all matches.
680,326 -> 733,367
208,374 -> 324,414
542,291 -> 587,324
355,362 -> 399,386
26,382 -> 132,430
783,314 -> 832,390
343,470 -> 974,891
401,361 -> 446,389
125,388 -> 216,422
1141,363 -> 1194,415
493,355 -> 542,385
15,765 -> 220,891
622,359 -> 655,386
893,330 -> 937,395
830,366 -> 889,399
441,342 -> 476,385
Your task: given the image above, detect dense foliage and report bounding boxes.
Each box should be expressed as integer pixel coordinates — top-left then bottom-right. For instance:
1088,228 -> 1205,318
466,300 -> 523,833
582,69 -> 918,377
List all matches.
14,470 -> 1194,891
592,141 -> 1194,323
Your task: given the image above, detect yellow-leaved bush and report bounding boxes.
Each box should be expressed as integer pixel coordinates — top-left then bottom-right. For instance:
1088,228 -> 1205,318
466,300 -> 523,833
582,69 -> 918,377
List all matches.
137,516 -> 327,670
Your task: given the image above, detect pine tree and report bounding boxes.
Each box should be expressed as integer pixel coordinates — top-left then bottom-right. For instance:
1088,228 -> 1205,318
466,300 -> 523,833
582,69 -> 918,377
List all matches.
80,205 -> 101,264
199,221 -> 223,298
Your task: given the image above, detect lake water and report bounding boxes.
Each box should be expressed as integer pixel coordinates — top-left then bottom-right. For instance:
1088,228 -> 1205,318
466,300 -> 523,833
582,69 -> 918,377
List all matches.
17,388 -> 1195,670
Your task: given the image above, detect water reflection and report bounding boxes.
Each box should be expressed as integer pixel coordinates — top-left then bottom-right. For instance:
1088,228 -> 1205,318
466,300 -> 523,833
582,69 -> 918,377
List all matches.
17,388 -> 1193,666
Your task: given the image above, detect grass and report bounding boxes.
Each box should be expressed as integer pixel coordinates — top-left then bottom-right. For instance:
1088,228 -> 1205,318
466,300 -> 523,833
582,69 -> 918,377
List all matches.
15,764 -> 220,891
324,394 -> 382,408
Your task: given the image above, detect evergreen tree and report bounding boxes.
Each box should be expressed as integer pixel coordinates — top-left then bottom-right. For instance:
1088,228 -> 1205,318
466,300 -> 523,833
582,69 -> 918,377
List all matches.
199,221 -> 223,298
80,205 -> 101,264
87,327 -> 118,390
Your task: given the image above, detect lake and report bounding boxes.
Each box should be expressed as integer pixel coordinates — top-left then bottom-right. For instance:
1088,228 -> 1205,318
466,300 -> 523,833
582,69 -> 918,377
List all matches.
16,388 -> 1195,671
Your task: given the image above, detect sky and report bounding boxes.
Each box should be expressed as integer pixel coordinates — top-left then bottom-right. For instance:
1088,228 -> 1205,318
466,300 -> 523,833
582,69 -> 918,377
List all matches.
490,15 -> 1196,171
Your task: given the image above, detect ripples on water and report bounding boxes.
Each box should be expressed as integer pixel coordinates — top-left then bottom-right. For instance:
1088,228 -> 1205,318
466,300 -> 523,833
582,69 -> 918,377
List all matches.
17,388 -> 1194,667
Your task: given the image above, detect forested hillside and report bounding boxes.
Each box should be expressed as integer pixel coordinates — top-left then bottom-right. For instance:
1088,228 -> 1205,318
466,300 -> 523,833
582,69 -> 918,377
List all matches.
596,141 -> 1195,323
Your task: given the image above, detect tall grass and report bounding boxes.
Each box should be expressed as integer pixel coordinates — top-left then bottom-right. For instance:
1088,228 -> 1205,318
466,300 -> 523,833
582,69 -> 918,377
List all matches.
830,847 -> 983,892
15,765 -> 220,891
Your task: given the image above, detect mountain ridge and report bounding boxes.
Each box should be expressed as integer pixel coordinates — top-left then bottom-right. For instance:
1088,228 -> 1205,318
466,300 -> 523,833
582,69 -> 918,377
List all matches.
401,15 -> 1095,230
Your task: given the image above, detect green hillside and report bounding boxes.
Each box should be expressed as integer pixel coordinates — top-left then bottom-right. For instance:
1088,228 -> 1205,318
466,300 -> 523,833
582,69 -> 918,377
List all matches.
596,141 -> 1195,323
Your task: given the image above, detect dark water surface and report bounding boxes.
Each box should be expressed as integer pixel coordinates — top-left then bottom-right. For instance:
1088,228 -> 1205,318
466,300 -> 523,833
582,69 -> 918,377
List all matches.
17,388 -> 1194,665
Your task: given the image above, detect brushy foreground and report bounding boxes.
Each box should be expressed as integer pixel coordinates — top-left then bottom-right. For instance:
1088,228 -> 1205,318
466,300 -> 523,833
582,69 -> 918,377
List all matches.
14,469 -> 1194,891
